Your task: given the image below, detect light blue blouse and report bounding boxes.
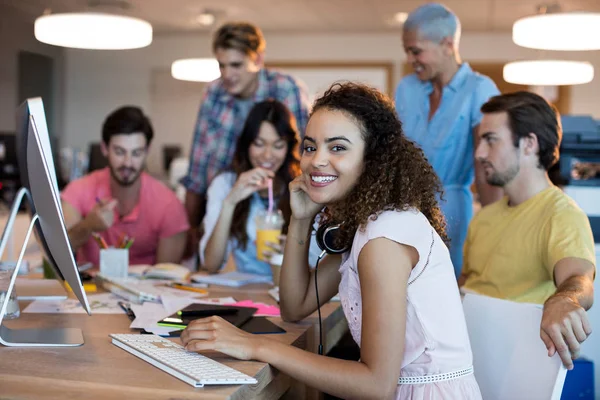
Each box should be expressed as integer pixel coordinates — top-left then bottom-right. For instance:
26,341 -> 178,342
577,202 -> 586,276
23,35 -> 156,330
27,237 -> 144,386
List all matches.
395,63 -> 499,275
200,172 -> 321,276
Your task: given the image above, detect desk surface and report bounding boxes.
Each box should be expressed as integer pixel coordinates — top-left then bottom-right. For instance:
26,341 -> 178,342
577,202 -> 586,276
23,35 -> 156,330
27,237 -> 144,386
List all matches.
0,280 -> 347,400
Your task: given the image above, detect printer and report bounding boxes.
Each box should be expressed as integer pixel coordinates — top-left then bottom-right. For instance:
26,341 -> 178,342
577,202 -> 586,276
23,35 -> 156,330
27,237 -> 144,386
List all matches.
559,116 -> 600,400
557,115 -> 600,244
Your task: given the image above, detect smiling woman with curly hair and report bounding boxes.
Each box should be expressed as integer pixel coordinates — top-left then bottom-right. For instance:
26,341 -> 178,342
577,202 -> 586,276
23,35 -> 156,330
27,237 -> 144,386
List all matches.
181,83 -> 482,400
313,83 -> 448,249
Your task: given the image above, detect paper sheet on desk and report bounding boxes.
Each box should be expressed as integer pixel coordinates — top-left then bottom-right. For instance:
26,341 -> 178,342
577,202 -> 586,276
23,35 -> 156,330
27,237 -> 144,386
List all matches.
129,295 -> 193,329
23,293 -> 124,314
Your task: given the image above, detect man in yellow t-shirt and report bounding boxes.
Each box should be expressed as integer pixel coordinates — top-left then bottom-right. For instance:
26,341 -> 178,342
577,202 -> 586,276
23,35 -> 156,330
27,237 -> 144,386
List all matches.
459,91 -> 596,370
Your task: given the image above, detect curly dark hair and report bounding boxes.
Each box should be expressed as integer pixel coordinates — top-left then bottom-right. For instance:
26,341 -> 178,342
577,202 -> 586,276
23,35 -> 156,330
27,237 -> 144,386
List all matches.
312,82 -> 448,248
230,99 -> 301,249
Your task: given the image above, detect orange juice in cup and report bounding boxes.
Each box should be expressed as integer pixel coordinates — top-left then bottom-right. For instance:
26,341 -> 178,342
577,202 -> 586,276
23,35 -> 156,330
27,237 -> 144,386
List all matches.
255,209 -> 284,262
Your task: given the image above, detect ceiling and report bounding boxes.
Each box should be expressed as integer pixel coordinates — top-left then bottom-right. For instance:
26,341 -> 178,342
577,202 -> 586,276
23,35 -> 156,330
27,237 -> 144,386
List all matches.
2,0 -> 600,34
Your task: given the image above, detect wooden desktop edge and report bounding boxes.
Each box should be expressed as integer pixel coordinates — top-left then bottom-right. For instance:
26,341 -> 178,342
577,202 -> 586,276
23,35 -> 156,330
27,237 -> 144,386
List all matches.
0,280 -> 348,400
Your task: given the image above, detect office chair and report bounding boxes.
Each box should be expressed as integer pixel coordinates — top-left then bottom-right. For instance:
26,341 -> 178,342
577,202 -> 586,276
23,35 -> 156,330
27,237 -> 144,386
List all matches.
463,293 -> 567,400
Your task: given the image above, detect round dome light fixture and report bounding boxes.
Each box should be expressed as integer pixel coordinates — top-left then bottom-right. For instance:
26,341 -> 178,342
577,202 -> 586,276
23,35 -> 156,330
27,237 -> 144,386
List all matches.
171,58 -> 221,82
503,60 -> 594,86
394,12 -> 408,24
196,12 -> 215,26
513,12 -> 600,51
34,12 -> 153,50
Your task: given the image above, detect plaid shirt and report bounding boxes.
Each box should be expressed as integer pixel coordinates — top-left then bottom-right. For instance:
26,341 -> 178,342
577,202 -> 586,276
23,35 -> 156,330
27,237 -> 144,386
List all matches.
181,68 -> 310,195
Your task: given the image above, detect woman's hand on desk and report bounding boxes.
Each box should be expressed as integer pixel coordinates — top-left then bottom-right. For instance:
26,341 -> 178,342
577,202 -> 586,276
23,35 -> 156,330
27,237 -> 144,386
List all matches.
181,316 -> 262,361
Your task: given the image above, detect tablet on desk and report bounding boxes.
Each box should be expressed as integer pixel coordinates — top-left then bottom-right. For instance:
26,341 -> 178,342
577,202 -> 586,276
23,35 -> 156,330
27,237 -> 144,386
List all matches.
241,317 -> 286,334
157,304 -> 286,335
158,304 -> 257,330
163,316 -> 286,337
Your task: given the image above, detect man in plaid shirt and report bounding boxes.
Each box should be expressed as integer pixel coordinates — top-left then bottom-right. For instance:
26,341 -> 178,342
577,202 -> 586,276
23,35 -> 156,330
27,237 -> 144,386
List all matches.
181,21 -> 310,258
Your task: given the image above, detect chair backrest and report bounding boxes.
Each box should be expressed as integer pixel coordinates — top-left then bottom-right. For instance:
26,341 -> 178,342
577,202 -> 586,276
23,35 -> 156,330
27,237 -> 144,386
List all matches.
463,293 -> 567,400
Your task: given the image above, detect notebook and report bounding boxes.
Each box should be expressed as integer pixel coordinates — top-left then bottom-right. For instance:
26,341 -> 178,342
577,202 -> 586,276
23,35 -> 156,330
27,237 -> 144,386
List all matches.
128,263 -> 191,281
96,274 -> 163,303
191,272 -> 272,288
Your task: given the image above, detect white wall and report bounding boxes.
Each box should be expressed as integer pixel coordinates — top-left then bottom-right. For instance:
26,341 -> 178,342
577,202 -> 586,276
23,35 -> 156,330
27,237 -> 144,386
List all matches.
62,30 -> 600,174
0,6 -> 64,135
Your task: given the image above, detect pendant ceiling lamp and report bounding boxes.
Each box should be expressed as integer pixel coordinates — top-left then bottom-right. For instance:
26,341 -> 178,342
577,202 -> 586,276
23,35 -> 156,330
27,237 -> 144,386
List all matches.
34,1 -> 152,50
171,58 -> 221,82
513,5 -> 600,51
503,60 -> 594,86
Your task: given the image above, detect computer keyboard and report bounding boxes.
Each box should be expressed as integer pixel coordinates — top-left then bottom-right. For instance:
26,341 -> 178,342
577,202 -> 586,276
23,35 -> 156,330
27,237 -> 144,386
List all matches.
110,334 -> 258,387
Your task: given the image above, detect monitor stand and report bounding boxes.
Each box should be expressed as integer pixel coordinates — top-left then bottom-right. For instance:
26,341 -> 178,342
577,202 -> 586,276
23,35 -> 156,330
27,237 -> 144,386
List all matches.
0,188 -> 84,347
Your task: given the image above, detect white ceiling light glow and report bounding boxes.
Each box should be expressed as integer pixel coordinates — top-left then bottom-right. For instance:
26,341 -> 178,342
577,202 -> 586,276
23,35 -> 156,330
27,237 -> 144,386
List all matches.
513,12 -> 600,51
196,12 -> 216,26
171,58 -> 221,82
34,12 -> 153,50
394,12 -> 408,24
503,60 -> 594,86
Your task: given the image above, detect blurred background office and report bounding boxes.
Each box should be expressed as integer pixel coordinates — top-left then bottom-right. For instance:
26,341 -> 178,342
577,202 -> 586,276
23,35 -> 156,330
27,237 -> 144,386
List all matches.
0,0 -> 599,398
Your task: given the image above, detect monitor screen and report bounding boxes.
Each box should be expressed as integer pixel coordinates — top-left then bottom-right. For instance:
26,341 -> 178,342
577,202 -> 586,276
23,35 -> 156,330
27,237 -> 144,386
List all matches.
15,98 -> 90,314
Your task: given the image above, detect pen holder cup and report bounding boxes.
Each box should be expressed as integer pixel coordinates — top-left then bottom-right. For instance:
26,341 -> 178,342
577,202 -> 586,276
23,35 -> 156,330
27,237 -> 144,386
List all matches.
99,248 -> 129,278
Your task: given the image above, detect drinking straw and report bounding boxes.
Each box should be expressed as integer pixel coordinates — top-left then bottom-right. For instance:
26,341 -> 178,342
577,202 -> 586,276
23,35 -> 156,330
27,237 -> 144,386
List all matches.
267,178 -> 273,213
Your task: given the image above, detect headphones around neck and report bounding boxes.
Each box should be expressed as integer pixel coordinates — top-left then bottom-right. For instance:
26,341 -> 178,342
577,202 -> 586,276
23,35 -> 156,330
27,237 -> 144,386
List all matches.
313,222 -> 349,356
315,223 -> 349,256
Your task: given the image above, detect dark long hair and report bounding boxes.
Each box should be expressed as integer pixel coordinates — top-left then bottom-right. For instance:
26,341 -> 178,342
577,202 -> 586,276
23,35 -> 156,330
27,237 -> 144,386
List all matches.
230,100 -> 301,249
312,82 -> 448,249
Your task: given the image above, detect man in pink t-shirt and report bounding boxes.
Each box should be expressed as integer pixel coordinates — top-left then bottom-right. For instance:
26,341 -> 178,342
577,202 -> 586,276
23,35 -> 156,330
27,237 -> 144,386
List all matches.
61,106 -> 189,267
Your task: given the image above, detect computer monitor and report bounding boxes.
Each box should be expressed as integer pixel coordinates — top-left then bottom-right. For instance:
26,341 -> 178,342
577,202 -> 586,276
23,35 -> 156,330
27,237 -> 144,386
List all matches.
0,97 -> 90,347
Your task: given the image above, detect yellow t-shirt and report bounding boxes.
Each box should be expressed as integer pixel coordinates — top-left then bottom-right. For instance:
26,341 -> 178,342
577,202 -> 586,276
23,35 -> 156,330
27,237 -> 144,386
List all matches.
463,186 -> 596,304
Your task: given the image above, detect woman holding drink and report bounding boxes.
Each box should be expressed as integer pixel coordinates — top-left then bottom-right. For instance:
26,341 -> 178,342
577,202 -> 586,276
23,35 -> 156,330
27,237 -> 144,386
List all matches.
200,100 -> 320,276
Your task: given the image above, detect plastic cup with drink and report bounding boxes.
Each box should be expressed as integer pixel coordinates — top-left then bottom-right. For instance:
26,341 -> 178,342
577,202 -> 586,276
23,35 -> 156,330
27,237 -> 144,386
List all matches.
255,179 -> 284,262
